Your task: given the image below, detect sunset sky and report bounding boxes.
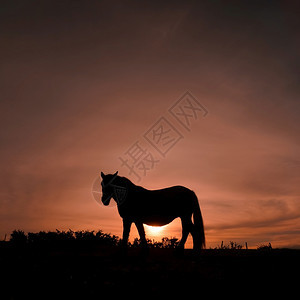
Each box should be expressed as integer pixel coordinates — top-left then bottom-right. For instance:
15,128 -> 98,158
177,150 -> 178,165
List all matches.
1,1 -> 299,248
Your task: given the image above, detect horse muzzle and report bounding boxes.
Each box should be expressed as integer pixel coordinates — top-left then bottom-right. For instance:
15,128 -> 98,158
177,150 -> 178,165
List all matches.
102,193 -> 112,206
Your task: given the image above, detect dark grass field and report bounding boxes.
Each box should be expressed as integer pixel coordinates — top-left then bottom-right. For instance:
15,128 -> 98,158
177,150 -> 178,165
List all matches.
1,241 -> 299,299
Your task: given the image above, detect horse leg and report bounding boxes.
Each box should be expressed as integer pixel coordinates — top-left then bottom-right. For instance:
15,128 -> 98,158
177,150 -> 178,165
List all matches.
122,218 -> 132,247
135,221 -> 148,248
190,224 -> 201,250
178,216 -> 193,249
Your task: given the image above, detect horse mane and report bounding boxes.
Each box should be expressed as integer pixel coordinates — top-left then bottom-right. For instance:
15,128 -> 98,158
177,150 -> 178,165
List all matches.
116,175 -> 146,192
117,175 -> 133,186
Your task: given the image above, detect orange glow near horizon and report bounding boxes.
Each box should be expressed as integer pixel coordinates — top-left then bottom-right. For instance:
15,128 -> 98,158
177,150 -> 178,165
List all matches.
144,224 -> 168,238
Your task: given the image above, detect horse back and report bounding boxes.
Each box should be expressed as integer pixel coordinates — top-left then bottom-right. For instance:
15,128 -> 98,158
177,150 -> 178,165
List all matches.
118,185 -> 196,222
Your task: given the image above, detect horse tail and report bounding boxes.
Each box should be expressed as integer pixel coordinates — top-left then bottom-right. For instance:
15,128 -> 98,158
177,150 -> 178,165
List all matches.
192,192 -> 206,249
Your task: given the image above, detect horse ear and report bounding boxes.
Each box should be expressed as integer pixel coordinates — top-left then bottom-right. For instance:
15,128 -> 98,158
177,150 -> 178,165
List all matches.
101,172 -> 105,179
114,171 -> 118,176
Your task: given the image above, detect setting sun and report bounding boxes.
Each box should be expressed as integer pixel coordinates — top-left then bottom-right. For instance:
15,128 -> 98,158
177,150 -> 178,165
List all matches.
144,225 -> 166,236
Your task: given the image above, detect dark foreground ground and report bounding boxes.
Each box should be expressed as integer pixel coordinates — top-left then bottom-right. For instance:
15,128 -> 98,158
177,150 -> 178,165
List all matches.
1,243 -> 299,299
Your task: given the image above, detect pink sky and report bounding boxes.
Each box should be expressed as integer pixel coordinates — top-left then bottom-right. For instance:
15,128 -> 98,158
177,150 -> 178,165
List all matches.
1,1 -> 299,248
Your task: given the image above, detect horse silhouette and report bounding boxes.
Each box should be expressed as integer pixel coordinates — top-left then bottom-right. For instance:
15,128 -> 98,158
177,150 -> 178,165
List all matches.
100,171 -> 205,251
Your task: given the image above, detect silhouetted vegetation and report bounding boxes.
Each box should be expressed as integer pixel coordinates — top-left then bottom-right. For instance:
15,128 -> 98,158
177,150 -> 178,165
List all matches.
257,242 -> 273,251
130,237 -> 179,248
214,240 -> 244,250
9,230 -> 276,251
10,229 -> 120,247
9,229 -> 181,249
10,229 -> 27,245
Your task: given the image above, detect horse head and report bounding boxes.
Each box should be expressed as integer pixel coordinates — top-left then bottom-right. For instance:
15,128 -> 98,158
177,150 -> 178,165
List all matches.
100,171 -> 127,206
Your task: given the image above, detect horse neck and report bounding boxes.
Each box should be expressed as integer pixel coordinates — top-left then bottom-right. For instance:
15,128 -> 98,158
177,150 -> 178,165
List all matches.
115,176 -> 133,188
116,176 -> 142,192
